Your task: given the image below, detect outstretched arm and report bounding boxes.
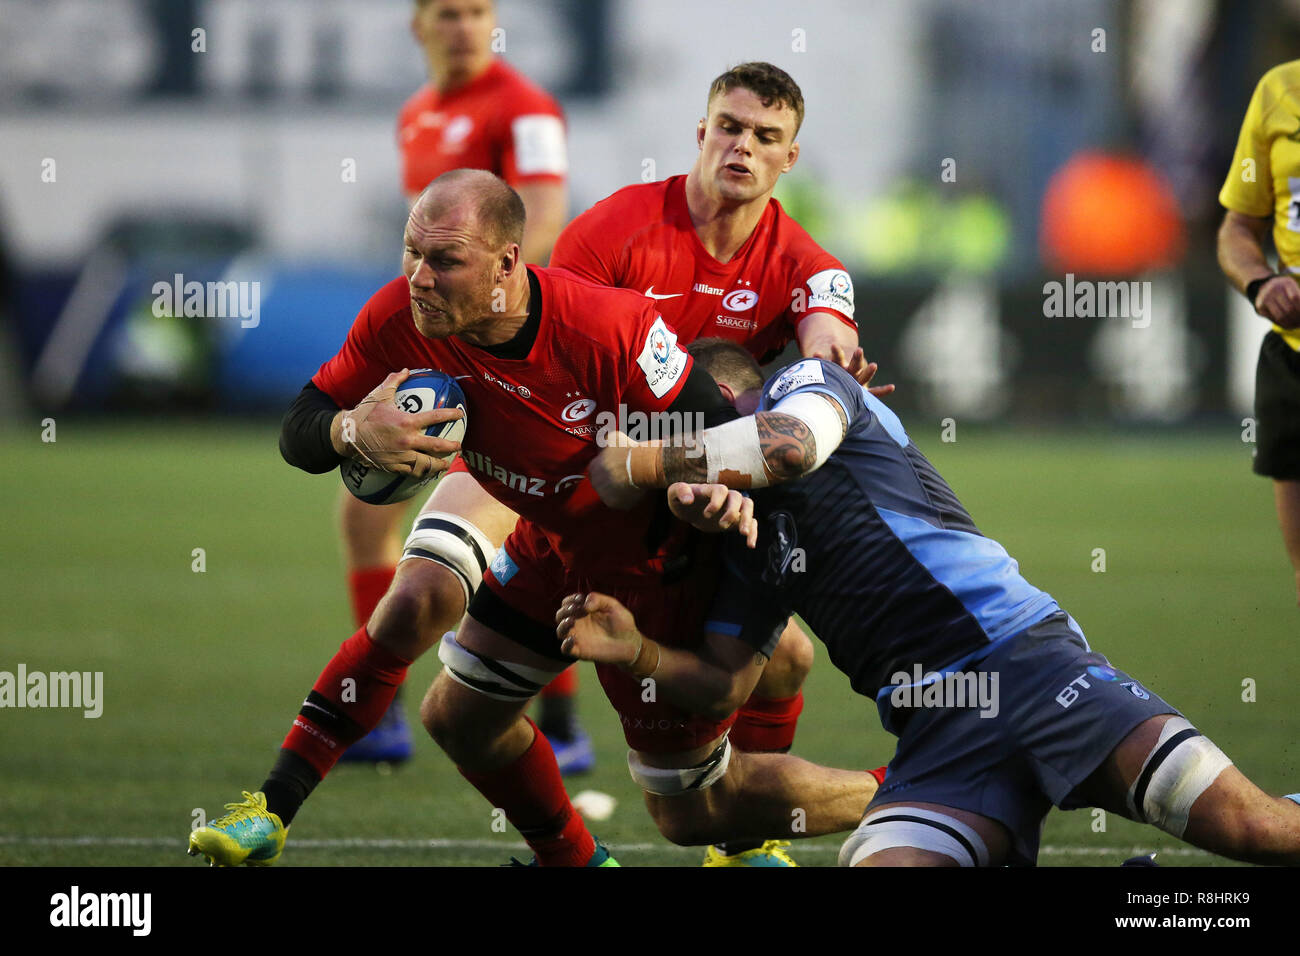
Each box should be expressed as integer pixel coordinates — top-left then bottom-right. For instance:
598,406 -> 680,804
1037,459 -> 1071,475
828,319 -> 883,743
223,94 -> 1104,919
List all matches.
588,390 -> 847,507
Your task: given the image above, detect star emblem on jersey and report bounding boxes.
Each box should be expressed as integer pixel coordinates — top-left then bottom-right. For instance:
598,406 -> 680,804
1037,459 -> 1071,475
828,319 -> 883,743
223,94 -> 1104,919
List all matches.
650,328 -> 670,364
643,286 -> 683,300
721,289 -> 758,312
636,317 -> 688,398
561,398 -> 596,422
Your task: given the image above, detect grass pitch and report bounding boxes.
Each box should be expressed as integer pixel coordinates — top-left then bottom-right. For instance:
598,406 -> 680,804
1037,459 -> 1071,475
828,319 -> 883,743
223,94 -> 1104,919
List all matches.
1,420 -> 1295,866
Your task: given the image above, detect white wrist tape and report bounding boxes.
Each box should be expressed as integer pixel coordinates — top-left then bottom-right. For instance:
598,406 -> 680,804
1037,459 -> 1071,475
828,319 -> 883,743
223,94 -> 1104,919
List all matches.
701,415 -> 768,486
771,391 -> 845,472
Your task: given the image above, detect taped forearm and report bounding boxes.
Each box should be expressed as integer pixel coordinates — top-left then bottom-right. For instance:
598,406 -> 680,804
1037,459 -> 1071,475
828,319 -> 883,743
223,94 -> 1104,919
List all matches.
625,397 -> 843,490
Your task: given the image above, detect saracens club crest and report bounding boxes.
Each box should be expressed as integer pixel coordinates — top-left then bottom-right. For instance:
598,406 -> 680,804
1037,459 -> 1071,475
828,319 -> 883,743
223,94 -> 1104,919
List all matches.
721,289 -> 758,312
561,398 -> 596,422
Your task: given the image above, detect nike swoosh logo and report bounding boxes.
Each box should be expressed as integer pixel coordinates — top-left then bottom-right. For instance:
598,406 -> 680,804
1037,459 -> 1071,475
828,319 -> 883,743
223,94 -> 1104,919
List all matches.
643,286 -> 683,300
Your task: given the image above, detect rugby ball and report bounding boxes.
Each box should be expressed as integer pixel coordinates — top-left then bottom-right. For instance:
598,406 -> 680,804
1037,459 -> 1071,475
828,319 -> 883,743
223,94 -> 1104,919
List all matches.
339,369 -> 467,504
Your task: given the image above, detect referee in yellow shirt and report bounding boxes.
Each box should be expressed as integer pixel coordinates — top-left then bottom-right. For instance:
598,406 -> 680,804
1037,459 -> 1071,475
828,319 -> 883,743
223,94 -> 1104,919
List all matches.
1218,59 -> 1300,606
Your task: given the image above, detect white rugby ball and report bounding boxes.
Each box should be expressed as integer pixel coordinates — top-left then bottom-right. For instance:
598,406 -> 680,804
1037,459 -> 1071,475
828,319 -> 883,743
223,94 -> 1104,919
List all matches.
339,369 -> 467,504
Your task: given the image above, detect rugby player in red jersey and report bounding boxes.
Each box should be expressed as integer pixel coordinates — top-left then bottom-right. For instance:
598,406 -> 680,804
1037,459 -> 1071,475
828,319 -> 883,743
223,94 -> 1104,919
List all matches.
342,0 -> 583,766
547,60 -> 890,864
188,170 -> 880,867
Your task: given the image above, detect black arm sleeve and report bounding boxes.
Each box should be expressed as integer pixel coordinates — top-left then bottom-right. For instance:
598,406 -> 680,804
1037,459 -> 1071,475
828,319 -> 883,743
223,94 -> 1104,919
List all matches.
280,382 -> 345,474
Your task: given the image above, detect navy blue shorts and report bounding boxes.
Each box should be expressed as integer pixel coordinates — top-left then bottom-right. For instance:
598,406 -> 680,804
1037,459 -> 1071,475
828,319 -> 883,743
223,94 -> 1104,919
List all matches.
869,612 -> 1179,865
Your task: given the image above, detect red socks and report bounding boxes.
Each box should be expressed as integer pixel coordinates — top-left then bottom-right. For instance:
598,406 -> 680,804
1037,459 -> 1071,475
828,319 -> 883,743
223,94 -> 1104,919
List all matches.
348,566 -> 397,628
459,719 -> 595,867
539,664 -> 577,698
280,628 -> 411,777
730,691 -> 804,752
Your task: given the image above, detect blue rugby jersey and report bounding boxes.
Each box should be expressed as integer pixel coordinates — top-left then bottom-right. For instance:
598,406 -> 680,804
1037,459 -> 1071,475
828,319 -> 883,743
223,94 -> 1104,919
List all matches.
706,359 -> 1062,733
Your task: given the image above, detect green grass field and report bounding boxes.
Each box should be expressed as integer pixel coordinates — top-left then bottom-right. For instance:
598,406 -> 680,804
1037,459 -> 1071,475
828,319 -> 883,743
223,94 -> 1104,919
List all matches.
2,420 -> 1296,867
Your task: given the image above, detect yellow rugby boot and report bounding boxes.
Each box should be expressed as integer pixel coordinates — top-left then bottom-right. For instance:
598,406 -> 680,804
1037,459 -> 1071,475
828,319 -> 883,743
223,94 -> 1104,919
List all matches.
702,840 -> 798,867
188,791 -> 287,867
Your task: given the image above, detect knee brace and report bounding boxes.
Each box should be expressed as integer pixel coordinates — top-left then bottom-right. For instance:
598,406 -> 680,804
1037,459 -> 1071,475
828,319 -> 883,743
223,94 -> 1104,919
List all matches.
627,739 -> 732,796
1126,716 -> 1233,838
436,631 -> 558,702
838,807 -> 990,867
401,512 -> 496,606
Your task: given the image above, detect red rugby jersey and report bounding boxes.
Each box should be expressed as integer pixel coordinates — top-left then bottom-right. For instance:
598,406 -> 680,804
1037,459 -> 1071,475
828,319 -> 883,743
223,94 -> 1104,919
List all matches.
398,59 -> 566,196
313,268 -> 698,583
550,175 -> 856,363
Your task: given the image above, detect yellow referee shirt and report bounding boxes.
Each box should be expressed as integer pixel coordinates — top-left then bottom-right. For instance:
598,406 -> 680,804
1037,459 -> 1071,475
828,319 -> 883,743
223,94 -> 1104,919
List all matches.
1220,59 -> 1300,350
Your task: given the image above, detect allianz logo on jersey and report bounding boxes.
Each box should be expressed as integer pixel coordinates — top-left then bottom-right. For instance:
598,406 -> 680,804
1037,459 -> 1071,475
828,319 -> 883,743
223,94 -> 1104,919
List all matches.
692,281 -> 760,311
460,449 -> 582,497
481,370 -> 531,399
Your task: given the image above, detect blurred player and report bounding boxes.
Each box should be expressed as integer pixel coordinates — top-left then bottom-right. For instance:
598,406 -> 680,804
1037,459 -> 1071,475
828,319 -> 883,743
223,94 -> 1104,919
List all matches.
1217,60 -> 1300,609
545,59 -> 888,865
572,341 -> 1300,866
340,0 -> 584,765
188,170 -> 880,867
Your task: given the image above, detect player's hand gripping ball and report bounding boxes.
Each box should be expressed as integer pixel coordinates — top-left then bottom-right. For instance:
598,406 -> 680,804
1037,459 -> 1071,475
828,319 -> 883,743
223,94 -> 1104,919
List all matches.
339,368 -> 467,504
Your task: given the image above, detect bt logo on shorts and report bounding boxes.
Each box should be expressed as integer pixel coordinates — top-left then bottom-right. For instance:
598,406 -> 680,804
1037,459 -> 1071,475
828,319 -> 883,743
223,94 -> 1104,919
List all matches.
1056,663 -> 1118,708
1055,663 -> 1149,708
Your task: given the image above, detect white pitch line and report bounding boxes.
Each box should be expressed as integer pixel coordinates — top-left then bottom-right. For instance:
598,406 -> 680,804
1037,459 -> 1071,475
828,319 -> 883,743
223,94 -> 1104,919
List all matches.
0,835 -> 1212,857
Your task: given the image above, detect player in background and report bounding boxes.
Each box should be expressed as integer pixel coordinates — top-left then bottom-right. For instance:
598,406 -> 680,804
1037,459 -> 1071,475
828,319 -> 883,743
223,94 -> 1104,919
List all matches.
340,0 -> 587,766
1217,60 -> 1300,609
188,171 -> 881,868
544,60 -> 889,865
567,340 -> 1300,866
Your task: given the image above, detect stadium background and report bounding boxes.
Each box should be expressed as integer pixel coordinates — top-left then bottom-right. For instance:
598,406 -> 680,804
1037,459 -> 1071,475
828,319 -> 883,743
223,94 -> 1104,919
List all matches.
1,0 -> 1297,867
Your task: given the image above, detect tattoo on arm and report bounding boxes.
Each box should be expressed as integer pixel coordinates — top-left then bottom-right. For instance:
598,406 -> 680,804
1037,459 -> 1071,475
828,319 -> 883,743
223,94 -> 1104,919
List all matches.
756,412 -> 816,480
663,445 -> 707,483
660,411 -> 820,485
